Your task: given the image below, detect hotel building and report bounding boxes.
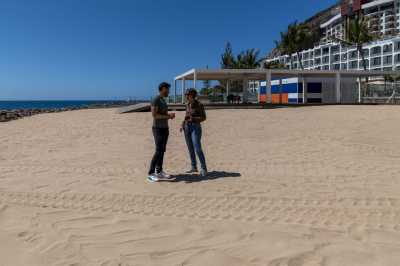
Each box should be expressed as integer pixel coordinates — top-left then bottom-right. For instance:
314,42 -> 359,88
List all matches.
266,0 -> 400,71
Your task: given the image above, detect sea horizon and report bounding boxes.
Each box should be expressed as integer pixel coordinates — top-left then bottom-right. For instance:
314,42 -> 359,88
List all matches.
0,99 -> 143,110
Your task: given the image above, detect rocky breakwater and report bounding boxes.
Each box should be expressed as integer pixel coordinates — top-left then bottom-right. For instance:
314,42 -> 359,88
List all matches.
0,106 -> 90,122
0,101 -> 139,123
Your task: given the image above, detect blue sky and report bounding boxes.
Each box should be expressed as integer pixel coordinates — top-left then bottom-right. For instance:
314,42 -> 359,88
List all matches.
0,0 -> 337,100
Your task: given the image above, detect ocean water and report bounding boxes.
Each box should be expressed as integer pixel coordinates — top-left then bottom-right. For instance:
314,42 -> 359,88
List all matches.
0,100 -> 128,110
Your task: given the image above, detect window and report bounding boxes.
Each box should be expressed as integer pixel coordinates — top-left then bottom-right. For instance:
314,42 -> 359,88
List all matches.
371,46 -> 382,55
359,60 -> 369,69
323,56 -> 329,64
331,45 -> 340,54
333,64 -> 340,70
333,54 -> 340,62
383,55 -> 393,64
350,61 -> 358,69
395,54 -> 400,63
315,58 -> 321,64
395,42 -> 400,51
341,53 -> 348,61
322,47 -> 330,55
362,49 -> 369,57
315,49 -> 321,56
383,44 -> 393,53
372,57 -> 381,66
341,63 -> 348,70
349,50 -> 358,59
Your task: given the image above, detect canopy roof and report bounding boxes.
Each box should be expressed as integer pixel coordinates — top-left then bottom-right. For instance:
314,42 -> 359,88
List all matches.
175,68 -> 399,81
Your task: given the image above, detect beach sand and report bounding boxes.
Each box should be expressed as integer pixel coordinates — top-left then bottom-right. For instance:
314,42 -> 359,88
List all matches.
1,106 -> 400,265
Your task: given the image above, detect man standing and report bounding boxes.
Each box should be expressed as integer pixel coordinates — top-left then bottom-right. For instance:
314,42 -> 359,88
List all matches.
148,82 -> 175,182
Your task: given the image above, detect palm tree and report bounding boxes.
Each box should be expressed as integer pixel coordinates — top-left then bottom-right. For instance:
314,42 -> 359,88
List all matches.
276,21 -> 312,69
221,43 -> 263,69
237,49 -> 263,69
221,42 -> 235,69
263,60 -> 288,69
335,16 -> 375,71
276,27 -> 296,69
332,16 -> 375,102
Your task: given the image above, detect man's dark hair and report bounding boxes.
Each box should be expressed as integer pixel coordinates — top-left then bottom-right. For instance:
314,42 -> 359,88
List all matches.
158,82 -> 171,91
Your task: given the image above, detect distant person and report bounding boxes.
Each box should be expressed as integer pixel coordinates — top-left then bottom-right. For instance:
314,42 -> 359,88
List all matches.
180,89 -> 208,176
227,94 -> 234,104
148,82 -> 175,182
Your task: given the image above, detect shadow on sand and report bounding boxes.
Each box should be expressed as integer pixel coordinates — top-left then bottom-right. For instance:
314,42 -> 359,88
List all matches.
162,171 -> 241,183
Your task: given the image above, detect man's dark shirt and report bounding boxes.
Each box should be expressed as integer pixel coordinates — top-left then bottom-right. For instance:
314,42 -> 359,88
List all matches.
151,95 -> 169,128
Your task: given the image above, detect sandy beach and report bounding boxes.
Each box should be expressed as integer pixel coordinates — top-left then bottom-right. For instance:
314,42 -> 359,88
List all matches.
1,106 -> 400,265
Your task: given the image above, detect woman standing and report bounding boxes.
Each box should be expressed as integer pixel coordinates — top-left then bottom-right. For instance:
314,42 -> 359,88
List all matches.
181,89 -> 208,176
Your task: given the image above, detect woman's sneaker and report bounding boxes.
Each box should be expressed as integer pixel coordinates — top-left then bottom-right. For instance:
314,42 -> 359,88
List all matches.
157,171 -> 171,180
200,169 -> 208,177
147,174 -> 160,182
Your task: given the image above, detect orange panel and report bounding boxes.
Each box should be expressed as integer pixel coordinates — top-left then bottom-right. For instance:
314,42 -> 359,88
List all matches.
271,94 -> 280,104
281,93 -> 289,104
259,95 -> 267,103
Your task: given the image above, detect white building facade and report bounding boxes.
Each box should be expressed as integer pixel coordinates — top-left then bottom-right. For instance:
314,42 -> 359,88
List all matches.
267,0 -> 400,72
268,37 -> 400,71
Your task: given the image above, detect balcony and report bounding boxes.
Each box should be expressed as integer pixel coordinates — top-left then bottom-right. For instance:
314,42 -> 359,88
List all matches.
371,46 -> 382,56
348,50 -> 359,60
371,57 -> 382,67
385,16 -> 396,22
385,30 -> 397,36
349,61 -> 358,69
395,54 -> 400,64
395,42 -> 400,52
332,54 -> 340,63
383,56 -> 393,65
330,46 -> 340,54
359,60 -> 369,69
383,44 -> 393,54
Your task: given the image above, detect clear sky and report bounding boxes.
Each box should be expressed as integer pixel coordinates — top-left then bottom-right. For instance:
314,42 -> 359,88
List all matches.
0,0 -> 337,100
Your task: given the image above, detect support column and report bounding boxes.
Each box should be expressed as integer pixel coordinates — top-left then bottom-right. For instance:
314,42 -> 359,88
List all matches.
301,76 -> 307,104
226,80 -> 230,103
266,71 -> 272,104
358,77 -> 361,103
193,70 -> 197,91
174,79 -> 177,103
242,79 -> 248,103
336,73 -> 341,104
181,78 -> 186,104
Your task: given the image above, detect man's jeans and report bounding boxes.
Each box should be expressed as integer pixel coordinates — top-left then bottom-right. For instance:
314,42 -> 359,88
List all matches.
184,123 -> 207,171
148,127 -> 169,175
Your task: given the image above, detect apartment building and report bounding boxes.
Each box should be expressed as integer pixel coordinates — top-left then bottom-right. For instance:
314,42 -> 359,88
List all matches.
269,37 -> 400,71
267,0 -> 400,71
321,0 -> 400,42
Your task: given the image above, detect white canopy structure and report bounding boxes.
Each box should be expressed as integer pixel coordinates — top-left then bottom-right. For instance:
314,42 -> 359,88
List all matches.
174,68 -> 399,104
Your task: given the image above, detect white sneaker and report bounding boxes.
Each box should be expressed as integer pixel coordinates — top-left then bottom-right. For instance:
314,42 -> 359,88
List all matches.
157,171 -> 171,179
147,174 -> 160,182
